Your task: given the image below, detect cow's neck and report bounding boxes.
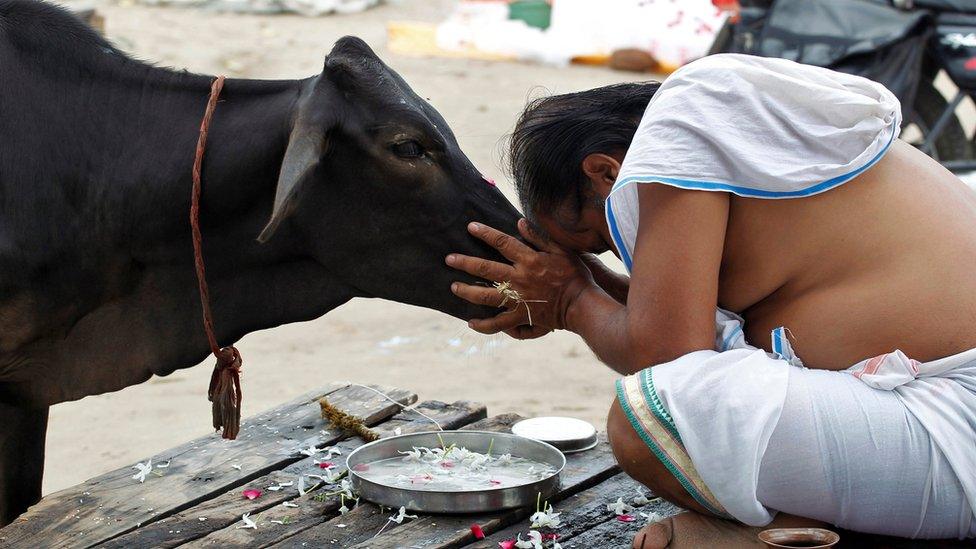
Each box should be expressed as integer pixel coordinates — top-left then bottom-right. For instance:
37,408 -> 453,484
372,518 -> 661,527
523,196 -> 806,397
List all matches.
86,69 -> 305,262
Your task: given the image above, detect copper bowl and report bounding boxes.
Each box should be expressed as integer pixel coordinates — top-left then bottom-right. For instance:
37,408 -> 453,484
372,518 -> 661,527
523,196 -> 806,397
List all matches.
758,527 -> 840,549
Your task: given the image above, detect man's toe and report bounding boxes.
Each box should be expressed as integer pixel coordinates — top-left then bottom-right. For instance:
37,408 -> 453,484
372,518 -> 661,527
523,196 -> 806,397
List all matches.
633,517 -> 674,549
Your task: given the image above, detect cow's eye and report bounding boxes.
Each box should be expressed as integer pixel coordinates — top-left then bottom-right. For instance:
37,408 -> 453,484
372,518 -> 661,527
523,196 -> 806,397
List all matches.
391,140 -> 425,159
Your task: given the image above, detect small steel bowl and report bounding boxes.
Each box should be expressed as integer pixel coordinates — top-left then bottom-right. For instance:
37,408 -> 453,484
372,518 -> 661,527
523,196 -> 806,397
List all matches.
512,417 -> 599,454
347,430 -> 565,513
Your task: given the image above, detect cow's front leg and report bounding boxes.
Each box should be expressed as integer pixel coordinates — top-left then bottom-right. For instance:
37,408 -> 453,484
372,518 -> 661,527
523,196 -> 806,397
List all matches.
0,400 -> 48,526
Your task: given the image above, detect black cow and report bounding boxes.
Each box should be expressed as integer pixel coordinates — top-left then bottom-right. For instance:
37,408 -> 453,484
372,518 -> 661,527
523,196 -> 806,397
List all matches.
0,0 -> 520,524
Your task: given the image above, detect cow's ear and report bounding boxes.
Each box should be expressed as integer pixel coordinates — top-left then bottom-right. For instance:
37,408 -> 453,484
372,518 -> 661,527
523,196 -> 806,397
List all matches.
257,90 -> 332,243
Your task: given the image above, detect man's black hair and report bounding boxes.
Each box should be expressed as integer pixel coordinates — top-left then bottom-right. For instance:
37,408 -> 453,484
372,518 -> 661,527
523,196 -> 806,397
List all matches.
508,82 -> 660,223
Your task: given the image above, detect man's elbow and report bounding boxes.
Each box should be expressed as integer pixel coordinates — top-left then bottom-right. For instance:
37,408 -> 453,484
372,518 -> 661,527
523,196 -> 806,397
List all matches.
619,328 -> 712,375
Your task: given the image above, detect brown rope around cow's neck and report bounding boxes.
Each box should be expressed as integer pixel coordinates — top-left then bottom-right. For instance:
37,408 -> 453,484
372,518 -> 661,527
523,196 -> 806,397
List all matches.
191,75 -> 242,440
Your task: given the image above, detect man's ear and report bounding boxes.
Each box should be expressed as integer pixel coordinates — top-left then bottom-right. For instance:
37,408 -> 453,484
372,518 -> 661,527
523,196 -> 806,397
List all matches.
257,83 -> 334,244
581,153 -> 621,199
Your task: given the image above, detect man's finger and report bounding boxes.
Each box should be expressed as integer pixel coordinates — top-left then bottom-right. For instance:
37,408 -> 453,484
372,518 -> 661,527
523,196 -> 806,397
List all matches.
504,325 -> 552,340
518,218 -> 553,252
446,254 -> 513,282
468,222 -> 532,262
468,309 -> 527,334
451,282 -> 508,308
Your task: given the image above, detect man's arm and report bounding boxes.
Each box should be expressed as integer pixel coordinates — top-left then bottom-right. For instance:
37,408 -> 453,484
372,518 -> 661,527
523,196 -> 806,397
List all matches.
579,254 -> 630,304
564,185 -> 728,374
447,185 -> 728,375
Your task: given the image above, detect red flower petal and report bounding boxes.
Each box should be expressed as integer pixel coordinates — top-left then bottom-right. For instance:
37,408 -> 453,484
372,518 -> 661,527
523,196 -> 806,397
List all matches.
317,462 -> 335,469
542,533 -> 560,540
352,463 -> 370,472
498,540 -> 516,549
488,479 -> 502,486
440,461 -> 455,469
242,489 -> 262,500
470,524 -> 485,539
617,514 -> 637,522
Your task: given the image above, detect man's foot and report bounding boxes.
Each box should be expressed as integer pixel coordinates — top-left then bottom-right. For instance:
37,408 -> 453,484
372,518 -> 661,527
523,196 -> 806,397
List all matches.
632,511 -> 830,549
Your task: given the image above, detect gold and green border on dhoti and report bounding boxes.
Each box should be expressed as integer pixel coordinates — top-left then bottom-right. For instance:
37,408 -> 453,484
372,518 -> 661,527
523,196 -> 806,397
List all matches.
616,368 -> 731,518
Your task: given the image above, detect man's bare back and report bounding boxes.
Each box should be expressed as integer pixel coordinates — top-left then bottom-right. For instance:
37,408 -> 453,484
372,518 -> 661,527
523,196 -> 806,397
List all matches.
723,139 -> 976,370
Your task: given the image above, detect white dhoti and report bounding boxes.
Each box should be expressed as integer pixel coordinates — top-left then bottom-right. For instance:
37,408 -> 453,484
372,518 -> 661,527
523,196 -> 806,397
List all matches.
618,333 -> 976,539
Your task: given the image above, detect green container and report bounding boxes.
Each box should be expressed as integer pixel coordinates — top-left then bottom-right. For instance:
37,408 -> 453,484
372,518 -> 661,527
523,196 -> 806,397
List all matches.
509,0 -> 552,30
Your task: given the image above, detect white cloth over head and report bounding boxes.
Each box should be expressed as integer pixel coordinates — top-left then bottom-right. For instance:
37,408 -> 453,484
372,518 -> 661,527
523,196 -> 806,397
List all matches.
606,53 -> 901,271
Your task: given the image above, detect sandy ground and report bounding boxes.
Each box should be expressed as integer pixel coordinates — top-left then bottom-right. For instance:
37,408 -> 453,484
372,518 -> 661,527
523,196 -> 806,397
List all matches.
41,0 -> 650,495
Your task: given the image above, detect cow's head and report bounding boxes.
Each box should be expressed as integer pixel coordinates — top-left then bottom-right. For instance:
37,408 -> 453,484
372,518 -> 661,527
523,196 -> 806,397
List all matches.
257,37 -> 521,320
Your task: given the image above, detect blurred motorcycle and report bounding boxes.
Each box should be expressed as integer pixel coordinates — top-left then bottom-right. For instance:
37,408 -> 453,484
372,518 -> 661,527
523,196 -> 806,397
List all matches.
710,0 -> 976,169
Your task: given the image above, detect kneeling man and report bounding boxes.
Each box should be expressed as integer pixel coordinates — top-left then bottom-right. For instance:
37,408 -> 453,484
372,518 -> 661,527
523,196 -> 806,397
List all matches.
448,54 -> 976,546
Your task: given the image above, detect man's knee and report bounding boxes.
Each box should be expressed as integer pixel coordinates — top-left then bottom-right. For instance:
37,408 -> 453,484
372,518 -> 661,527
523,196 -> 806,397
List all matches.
608,396 -> 642,469
608,396 -> 662,483
606,396 -> 713,516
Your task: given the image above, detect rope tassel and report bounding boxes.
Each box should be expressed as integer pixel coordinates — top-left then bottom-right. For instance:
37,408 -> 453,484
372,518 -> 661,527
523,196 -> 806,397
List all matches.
191,76 -> 243,440
208,347 -> 242,439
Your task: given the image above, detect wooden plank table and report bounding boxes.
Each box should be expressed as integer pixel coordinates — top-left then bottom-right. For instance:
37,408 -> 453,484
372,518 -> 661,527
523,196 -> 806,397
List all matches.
1,383 -> 970,548
0,384 -> 635,549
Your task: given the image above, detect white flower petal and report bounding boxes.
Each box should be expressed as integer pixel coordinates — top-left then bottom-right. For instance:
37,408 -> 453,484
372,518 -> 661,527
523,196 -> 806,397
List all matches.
608,497 -> 634,516
308,469 -> 339,484
237,512 -> 257,529
640,511 -> 665,523
131,459 -> 153,483
389,506 -> 418,524
514,533 -> 534,549
529,504 -> 561,529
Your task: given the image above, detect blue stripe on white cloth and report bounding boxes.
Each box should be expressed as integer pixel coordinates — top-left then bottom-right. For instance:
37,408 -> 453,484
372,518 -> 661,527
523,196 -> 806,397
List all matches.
772,327 -> 784,357
606,197 -> 634,272
721,324 -> 743,352
604,123 -> 894,293
771,326 -> 805,366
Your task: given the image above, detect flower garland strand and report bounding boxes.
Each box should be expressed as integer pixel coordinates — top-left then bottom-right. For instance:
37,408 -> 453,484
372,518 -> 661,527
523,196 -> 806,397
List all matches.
318,398 -> 381,442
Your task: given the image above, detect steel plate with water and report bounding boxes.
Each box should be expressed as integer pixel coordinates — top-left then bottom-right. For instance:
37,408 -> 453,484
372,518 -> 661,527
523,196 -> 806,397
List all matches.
347,430 -> 565,513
